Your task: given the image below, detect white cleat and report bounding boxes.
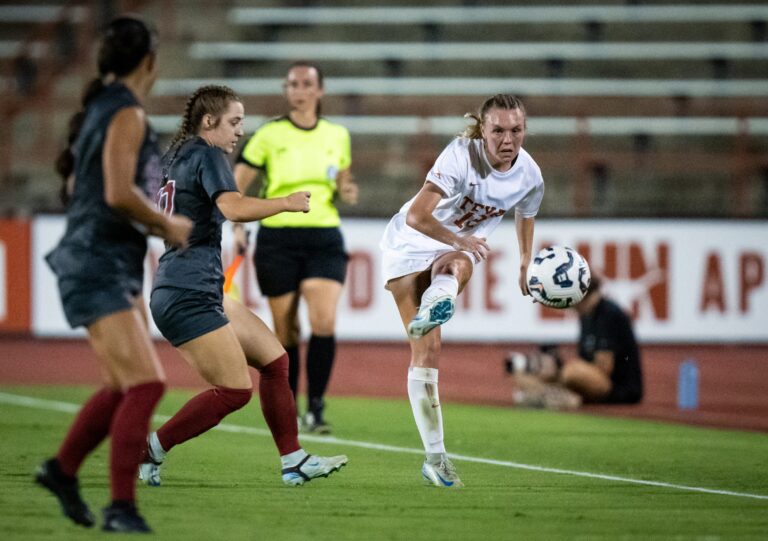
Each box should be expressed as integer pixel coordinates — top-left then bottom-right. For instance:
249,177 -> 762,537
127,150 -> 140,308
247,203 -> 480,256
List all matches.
281,454 -> 348,486
422,457 -> 464,488
138,433 -> 165,487
138,460 -> 162,487
407,295 -> 456,339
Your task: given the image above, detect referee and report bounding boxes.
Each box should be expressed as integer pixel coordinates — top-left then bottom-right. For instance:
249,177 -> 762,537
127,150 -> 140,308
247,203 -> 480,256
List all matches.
234,61 -> 358,434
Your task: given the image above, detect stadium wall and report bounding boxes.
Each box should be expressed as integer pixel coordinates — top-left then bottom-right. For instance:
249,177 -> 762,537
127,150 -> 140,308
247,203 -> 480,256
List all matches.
1,216 -> 766,343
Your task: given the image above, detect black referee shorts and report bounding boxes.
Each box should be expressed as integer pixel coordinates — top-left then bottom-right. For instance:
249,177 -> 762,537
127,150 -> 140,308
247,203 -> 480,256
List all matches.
254,226 -> 348,297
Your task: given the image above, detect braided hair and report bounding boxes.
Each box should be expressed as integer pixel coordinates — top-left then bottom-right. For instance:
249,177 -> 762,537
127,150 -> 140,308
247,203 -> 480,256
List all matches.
462,94 -> 526,139
163,85 -> 241,183
55,15 -> 157,204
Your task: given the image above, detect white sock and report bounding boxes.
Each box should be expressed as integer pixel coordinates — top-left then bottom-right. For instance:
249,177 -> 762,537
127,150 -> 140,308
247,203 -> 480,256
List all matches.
407,367 -> 446,455
421,274 -> 459,306
148,431 -> 166,462
426,452 -> 447,465
281,448 -> 308,469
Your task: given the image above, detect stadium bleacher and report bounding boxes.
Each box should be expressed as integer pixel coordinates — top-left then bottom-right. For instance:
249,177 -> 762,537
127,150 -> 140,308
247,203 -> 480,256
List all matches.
227,4 -> 768,26
1,1 -> 766,218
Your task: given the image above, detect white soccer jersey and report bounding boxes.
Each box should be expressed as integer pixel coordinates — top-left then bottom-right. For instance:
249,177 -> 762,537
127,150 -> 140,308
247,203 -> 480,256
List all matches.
380,136 -> 544,261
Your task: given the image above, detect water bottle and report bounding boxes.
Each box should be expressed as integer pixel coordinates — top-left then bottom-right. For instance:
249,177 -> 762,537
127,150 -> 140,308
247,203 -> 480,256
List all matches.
677,359 -> 699,410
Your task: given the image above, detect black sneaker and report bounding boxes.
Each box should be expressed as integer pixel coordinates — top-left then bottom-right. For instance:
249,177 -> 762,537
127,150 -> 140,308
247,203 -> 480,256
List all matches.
302,411 -> 332,435
304,398 -> 332,435
102,501 -> 152,533
35,458 -> 95,527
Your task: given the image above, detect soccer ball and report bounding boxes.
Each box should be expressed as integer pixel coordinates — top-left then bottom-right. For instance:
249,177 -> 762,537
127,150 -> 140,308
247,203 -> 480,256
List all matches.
526,246 -> 591,309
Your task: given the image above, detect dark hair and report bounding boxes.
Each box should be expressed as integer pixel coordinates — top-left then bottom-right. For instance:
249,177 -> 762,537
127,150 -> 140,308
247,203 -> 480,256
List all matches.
462,94 -> 526,139
55,15 -> 157,204
286,60 -> 324,116
586,274 -> 602,297
163,85 -> 241,184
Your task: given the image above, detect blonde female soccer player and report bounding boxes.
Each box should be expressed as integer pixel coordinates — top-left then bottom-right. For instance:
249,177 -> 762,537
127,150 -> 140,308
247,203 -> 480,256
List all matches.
380,94 -> 544,487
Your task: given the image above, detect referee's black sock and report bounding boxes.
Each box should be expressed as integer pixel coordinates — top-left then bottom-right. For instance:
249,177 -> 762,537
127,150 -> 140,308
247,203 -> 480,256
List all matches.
307,334 -> 335,422
285,344 -> 300,400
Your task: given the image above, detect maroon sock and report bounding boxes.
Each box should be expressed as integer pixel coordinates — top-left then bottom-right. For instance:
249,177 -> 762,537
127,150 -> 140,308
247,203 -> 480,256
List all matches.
155,385 -> 252,452
109,381 -> 165,502
56,387 -> 124,478
258,353 -> 301,455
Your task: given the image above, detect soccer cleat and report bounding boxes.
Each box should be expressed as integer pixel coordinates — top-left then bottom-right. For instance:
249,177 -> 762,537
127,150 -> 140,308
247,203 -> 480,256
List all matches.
138,459 -> 162,487
102,502 -> 152,533
35,459 -> 95,527
407,295 -> 456,338
301,411 -> 332,435
421,457 -> 464,488
138,436 -> 164,487
281,454 -> 348,486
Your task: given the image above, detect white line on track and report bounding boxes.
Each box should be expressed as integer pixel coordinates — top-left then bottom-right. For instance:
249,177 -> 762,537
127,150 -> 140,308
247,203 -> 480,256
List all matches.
2,391 -> 766,501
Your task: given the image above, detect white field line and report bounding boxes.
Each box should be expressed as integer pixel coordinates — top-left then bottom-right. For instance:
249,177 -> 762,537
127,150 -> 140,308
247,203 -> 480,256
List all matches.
2,391 -> 767,501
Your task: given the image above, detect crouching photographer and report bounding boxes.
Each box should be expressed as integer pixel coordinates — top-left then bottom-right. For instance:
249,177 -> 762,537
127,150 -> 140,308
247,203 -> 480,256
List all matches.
505,276 -> 644,409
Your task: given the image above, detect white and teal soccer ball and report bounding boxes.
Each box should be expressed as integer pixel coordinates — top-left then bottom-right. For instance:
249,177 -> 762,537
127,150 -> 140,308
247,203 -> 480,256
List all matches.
526,246 -> 591,309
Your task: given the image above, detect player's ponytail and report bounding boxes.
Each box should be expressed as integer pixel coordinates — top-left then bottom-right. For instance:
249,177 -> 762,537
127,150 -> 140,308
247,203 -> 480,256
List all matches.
54,78 -> 105,203
166,87 -> 204,155
55,15 -> 156,204
462,94 -> 527,139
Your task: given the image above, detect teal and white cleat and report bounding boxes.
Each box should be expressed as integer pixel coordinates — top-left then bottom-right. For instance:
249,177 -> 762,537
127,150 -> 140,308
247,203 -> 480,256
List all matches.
138,459 -> 162,487
281,454 -> 348,486
407,295 -> 455,339
422,457 -> 464,488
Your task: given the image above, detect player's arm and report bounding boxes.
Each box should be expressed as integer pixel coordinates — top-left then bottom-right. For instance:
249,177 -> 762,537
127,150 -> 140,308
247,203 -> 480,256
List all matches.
336,167 -> 358,205
216,190 -> 310,223
515,214 -> 535,295
103,107 -> 190,247
406,181 -> 490,262
230,160 -> 257,249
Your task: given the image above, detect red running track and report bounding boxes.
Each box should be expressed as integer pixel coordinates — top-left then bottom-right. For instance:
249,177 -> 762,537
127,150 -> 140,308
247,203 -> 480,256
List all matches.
1,338 -> 766,432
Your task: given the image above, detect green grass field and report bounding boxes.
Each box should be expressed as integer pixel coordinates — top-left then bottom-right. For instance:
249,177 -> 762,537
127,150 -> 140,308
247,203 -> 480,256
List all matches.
1,385 -> 767,540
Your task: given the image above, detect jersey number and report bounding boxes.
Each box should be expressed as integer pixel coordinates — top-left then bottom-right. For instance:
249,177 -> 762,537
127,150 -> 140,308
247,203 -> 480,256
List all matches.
157,180 -> 176,216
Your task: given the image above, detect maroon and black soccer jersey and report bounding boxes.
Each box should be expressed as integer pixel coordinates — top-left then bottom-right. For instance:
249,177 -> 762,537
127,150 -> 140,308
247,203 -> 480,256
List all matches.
47,82 -> 161,286
153,137 -> 239,294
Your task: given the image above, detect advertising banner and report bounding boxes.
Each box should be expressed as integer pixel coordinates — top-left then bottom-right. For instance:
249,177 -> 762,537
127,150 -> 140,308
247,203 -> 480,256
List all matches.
28,216 -> 768,342
0,220 -> 31,333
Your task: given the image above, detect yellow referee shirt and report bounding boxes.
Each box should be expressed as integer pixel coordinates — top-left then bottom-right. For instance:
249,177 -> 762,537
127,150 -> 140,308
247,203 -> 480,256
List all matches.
238,116 -> 351,228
